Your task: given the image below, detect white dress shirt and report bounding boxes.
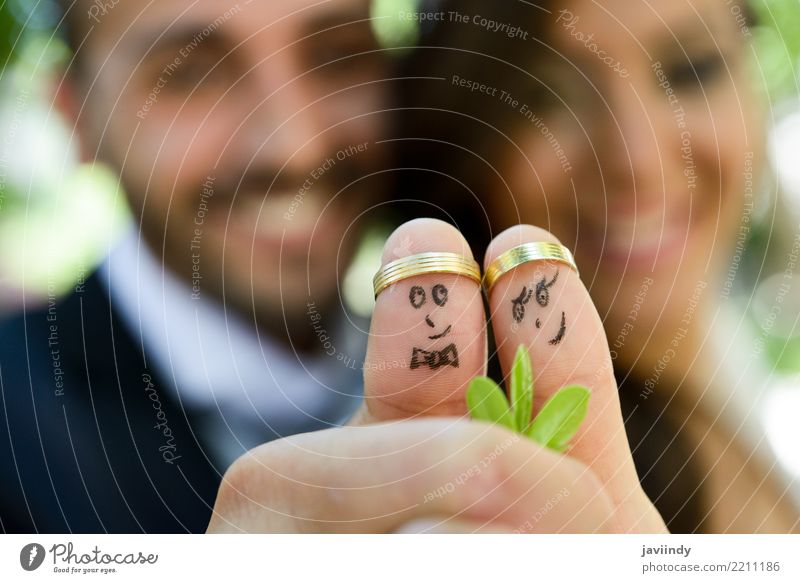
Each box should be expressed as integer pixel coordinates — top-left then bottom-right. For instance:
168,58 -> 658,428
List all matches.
100,228 -> 365,469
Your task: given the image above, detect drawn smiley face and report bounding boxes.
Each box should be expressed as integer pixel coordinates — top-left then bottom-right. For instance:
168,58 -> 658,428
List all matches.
409,283 -> 460,370
510,270 -> 567,345
409,284 -> 452,340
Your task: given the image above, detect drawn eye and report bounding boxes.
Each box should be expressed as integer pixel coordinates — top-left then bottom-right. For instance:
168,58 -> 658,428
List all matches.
534,271 -> 559,307
432,284 -> 448,307
409,286 -> 426,309
536,287 -> 549,306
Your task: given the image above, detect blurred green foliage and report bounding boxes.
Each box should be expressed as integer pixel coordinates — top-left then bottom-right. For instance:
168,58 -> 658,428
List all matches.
0,5 -> 18,66
0,0 -> 60,67
752,0 -> 800,100
0,0 -> 128,296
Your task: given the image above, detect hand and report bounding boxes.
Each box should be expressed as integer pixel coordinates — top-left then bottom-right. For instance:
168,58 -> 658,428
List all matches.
207,219 -> 667,533
206,418 -> 618,533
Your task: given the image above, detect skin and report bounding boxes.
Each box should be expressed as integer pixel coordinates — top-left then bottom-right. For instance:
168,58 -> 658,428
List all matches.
208,418 -> 619,533
62,0 -> 387,342
490,0 -> 763,385
214,219 -> 668,533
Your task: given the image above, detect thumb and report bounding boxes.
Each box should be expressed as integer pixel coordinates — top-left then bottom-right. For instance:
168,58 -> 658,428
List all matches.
484,225 -> 667,533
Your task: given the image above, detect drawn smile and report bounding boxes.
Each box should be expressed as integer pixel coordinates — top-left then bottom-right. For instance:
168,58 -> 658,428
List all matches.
425,315 -> 452,339
428,324 -> 452,340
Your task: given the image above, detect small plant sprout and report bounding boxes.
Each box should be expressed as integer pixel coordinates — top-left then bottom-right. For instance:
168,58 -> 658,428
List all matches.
466,345 -> 590,452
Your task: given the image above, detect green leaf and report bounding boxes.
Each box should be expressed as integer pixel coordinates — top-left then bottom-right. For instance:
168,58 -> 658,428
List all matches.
526,385 -> 590,452
466,376 -> 515,431
510,344 -> 534,433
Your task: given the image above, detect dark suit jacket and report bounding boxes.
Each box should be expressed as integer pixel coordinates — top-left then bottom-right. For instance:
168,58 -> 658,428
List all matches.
0,273 -> 232,533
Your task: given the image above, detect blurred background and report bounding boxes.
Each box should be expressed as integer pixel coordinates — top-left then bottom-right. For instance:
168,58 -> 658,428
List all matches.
0,0 -> 798,372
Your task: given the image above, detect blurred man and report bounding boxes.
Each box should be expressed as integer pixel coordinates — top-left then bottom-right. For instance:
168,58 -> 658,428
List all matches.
0,0 -> 388,532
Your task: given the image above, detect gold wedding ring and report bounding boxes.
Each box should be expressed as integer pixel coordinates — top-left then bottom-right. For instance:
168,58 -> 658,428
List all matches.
483,242 -> 579,294
373,252 -> 481,298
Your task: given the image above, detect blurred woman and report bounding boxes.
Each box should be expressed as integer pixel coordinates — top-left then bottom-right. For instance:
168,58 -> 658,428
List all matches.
397,0 -> 799,532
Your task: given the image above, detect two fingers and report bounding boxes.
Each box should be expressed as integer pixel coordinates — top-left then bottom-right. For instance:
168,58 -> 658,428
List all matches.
359,219 -> 666,533
207,218 -> 665,533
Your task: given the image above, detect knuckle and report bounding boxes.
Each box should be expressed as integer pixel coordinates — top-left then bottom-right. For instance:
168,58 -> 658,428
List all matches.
436,424 -> 614,530
213,444 -> 279,521
220,452 -> 255,493
565,459 -> 606,499
544,453 -> 605,502
442,423 -> 526,511
559,461 -> 617,530
214,455 -> 254,515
